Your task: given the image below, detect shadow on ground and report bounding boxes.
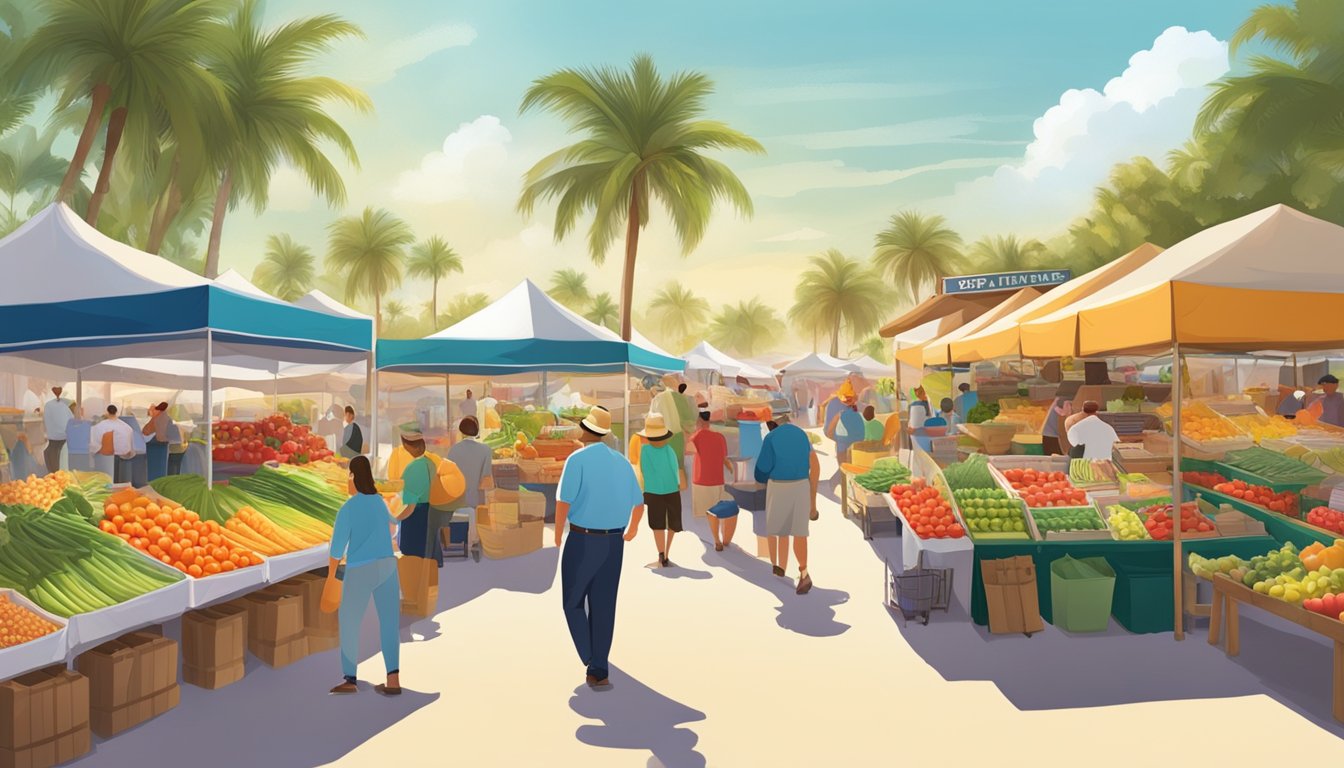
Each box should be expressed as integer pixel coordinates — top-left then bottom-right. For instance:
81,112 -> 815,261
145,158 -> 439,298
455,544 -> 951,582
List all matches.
570,666 -> 707,768
862,524 -> 1344,738
707,541 -> 851,637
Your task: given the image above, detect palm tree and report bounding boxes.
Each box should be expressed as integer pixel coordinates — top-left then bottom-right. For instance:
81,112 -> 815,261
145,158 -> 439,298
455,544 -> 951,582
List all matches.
709,298 -> 784,358
199,0 -> 369,277
0,1 -> 42,139
326,207 -> 414,335
251,234 -> 315,301
19,0 -> 228,224
787,249 -> 888,358
405,236 -> 462,329
547,268 -> 592,312
440,292 -> 491,329
872,211 -> 967,303
649,281 -> 711,352
518,54 -> 764,341
585,292 -> 620,332
851,336 -> 892,364
0,125 -> 65,227
383,299 -> 409,328
968,234 -> 1047,272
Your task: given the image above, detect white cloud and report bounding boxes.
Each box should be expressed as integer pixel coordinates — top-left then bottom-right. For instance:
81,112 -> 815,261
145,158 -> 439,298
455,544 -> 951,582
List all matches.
776,116 -> 1027,150
761,227 -> 827,243
392,115 -> 514,204
743,157 -> 1017,198
934,26 -> 1229,238
321,23 -> 477,85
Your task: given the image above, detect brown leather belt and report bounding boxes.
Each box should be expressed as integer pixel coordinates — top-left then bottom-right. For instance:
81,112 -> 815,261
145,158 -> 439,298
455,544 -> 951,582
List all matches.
570,525 -> 624,536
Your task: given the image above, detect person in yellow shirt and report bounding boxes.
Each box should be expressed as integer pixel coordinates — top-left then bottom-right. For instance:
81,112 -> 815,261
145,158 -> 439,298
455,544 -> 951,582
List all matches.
387,425 -> 466,567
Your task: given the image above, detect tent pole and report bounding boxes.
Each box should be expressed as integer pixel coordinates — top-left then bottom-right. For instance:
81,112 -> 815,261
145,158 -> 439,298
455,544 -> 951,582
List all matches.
1292,353 -> 1299,389
273,372 -> 279,415
75,371 -> 82,412
444,374 -> 451,442
367,352 -> 377,470
623,364 -> 631,457
204,330 -> 213,485
1171,340 -> 1184,641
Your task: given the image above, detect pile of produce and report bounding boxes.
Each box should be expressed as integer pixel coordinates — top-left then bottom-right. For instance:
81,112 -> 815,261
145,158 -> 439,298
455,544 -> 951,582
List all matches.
1105,505 -> 1151,540
1069,459 -> 1116,486
1118,473 -> 1168,499
1237,541 -> 1300,589
1105,398 -> 1141,413
230,465 -> 345,526
294,460 -> 350,493
1182,471 -> 1228,488
1246,541 -> 1344,608
1304,594 -> 1344,621
0,471 -> 74,509
942,453 -> 997,490
1140,502 -> 1214,540
1209,479 -> 1299,516
222,507 -> 331,557
211,414 -> 333,465
1188,551 -> 1247,580
1301,540 -> 1344,571
1031,506 -> 1105,534
98,489 -> 262,577
966,402 -> 999,424
954,488 -> 1027,535
0,593 -> 61,648
889,480 -> 964,539
1290,444 -> 1344,475
1220,446 -> 1325,485
1228,413 -> 1298,441
994,403 -> 1048,430
1000,467 -> 1089,507
0,491 -> 184,617
1306,507 -> 1344,534
1158,401 -> 1244,442
853,457 -> 911,493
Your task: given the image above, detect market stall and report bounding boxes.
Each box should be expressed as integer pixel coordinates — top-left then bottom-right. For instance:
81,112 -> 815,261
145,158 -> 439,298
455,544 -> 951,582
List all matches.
376,279 -> 684,522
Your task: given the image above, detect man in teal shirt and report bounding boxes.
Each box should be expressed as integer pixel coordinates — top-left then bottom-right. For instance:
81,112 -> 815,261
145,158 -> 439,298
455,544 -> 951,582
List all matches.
755,416 -> 820,594
635,413 -> 685,568
555,406 -> 645,691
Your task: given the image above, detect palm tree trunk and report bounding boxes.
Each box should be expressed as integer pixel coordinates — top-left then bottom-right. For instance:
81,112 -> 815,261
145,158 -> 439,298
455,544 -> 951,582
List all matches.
147,172 -> 183,254
618,179 -> 643,342
58,83 -> 110,205
431,276 -> 439,329
204,169 -> 232,278
374,293 -> 382,338
84,105 -> 128,225
830,316 -> 841,358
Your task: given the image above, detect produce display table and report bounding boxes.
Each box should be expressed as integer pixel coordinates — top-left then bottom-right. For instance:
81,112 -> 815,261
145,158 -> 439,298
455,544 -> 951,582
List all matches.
1183,485 -> 1335,549
843,470 -> 900,539
1208,574 -> 1344,723
884,494 -> 973,610
968,536 -> 1281,633
263,544 -> 330,583
520,482 -> 558,523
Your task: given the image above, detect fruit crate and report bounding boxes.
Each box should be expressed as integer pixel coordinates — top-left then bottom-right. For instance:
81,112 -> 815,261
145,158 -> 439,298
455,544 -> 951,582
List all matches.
1103,504 -> 1153,541
1137,500 -> 1221,540
1068,458 -> 1119,490
947,488 -> 1033,541
987,455 -> 1070,473
1025,504 -> 1111,541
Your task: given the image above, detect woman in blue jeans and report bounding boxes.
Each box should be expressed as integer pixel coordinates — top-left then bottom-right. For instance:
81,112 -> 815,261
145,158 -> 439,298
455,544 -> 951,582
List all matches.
328,455 -> 412,695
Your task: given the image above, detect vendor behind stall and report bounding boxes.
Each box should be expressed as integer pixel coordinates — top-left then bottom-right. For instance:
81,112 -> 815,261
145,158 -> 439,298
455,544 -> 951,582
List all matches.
1042,380 -> 1082,456
1065,401 -> 1119,460
1308,374 -> 1343,427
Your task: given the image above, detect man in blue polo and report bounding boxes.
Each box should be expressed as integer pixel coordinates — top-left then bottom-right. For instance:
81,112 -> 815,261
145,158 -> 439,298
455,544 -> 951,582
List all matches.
555,405 -> 645,691
755,415 -> 820,595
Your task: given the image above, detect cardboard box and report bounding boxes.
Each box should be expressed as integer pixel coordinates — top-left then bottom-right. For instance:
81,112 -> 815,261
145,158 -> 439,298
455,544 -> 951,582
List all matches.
73,640 -> 136,712
0,667 -> 88,765
76,632 -> 178,738
981,556 -> 1044,635
88,685 -> 178,739
181,605 -> 246,690
267,574 -> 339,654
241,592 -> 306,667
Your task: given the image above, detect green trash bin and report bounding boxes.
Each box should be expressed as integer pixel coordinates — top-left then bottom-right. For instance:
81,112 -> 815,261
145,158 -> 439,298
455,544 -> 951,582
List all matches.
1110,561 -> 1173,634
1049,555 -> 1116,632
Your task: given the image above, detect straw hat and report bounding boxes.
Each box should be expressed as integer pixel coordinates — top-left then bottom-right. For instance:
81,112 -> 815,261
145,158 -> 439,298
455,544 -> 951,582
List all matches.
399,423 -> 424,441
580,406 -> 611,436
638,412 -> 672,441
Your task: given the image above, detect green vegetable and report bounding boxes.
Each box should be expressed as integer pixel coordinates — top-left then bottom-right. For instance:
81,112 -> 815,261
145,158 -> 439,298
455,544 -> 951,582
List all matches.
854,458 -> 911,492
953,488 -> 1029,537
0,491 -> 183,617
502,412 -> 546,441
942,453 -> 997,490
228,466 -> 345,525
967,402 -> 999,424
1221,446 -> 1326,484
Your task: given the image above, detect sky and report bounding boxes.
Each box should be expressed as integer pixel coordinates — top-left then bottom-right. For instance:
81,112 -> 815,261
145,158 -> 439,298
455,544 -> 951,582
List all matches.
213,0 -> 1266,349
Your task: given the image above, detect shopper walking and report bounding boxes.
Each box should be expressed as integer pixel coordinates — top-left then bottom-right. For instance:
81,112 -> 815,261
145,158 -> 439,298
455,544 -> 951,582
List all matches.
652,378 -> 690,467
555,406 -> 644,691
754,415 -> 820,594
388,426 -> 465,567
460,389 -> 478,421
40,386 -> 72,474
142,402 -> 171,483
328,455 -> 413,696
688,409 -> 735,550
89,405 -> 134,479
340,406 -> 364,459
635,414 -> 685,567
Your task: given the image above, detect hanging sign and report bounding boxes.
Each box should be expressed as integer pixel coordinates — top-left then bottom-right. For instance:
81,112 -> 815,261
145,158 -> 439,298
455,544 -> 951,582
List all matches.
941,269 -> 1071,295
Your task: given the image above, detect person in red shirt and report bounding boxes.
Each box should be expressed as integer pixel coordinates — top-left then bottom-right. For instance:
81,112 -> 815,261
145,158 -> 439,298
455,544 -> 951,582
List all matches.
688,408 -> 735,551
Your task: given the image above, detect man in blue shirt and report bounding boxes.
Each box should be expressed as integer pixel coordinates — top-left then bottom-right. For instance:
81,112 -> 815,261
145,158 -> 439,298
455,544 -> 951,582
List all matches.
754,416 -> 820,594
555,405 -> 645,691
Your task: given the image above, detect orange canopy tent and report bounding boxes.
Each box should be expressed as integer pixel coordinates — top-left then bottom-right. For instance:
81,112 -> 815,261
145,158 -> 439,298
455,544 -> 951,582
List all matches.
907,287 -> 1044,368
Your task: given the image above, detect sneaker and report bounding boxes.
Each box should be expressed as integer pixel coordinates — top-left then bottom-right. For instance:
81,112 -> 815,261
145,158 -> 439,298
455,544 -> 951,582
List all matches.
796,573 -> 813,595
585,675 -> 613,691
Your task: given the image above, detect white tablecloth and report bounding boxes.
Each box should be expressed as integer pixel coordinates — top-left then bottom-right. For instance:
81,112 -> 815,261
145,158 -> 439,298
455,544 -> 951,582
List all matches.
885,494 -> 975,611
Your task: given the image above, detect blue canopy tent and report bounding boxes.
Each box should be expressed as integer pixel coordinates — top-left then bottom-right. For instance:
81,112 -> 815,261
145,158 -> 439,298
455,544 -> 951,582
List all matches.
0,204 -> 374,480
377,279 -> 683,452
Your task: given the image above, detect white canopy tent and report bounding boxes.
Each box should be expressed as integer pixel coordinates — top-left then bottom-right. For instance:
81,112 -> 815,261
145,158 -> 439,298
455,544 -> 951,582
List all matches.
683,341 -> 778,384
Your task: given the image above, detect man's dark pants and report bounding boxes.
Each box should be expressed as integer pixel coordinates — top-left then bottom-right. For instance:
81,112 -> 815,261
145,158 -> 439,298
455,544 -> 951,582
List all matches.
43,440 -> 64,474
561,529 -> 624,681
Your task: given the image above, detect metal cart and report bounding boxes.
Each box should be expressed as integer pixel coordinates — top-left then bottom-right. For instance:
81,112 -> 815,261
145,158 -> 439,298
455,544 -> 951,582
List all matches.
885,552 -> 953,625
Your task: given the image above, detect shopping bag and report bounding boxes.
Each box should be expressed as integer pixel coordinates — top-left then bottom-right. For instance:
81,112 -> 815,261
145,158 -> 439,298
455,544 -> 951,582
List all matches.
319,565 -> 343,614
398,555 -> 438,617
